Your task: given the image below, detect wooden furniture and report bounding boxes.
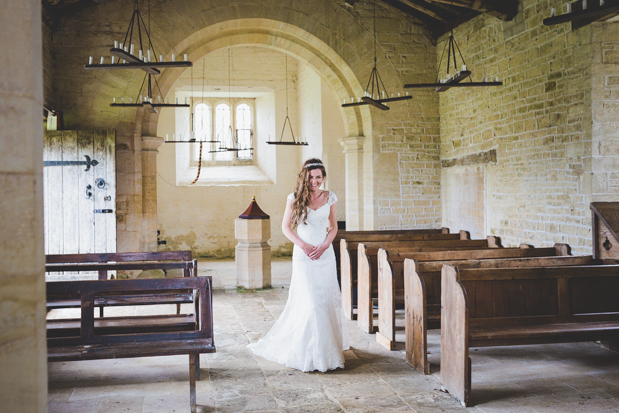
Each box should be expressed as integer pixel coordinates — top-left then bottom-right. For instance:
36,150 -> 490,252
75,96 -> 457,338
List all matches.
440,264 -> 619,407
47,276 -> 215,413
334,228 -> 452,284
355,236 -> 500,333
339,230 -> 469,320
45,251 -> 197,316
399,249 -> 588,372
591,202 -> 619,259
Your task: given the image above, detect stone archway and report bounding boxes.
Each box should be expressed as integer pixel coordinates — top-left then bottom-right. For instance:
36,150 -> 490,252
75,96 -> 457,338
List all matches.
135,19 -> 377,248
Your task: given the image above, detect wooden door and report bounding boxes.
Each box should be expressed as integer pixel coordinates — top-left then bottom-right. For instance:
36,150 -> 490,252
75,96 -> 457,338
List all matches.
44,130 -> 116,256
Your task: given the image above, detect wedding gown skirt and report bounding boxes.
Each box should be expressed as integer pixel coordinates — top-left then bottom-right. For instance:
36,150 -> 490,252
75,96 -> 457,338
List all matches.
248,193 -> 349,372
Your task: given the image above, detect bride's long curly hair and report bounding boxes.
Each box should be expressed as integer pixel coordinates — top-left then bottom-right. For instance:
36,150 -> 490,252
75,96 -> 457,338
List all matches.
291,158 -> 327,229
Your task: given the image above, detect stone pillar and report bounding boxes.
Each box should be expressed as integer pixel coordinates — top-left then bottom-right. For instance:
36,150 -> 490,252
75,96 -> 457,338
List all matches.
235,197 -> 271,289
141,136 -> 164,252
339,136 -> 365,230
0,0 -> 47,411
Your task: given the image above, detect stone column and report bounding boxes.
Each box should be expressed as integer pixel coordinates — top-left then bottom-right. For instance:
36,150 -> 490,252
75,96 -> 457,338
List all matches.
141,136 -> 164,252
235,197 -> 271,289
339,136 -> 365,230
0,0 -> 47,411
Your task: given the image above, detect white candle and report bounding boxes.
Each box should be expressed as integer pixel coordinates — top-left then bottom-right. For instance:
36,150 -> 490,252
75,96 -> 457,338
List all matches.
124,46 -> 128,52
494,76 -> 499,82
139,50 -> 143,59
406,92 -> 409,96
391,93 -> 393,97
158,95 -> 161,103
147,50 -> 151,62
113,97 -> 116,103
171,53 -> 175,62
343,98 -> 346,104
398,92 -> 401,97
550,7 -> 555,17
111,56 -> 115,64
122,97 -> 124,103
130,44 -> 135,55
88,56 -> 93,65
382,91 -> 385,98
120,42 -> 123,50
176,97 -> 178,104
140,95 -> 143,102
462,64 -> 467,71
130,97 -> 133,103
583,0 -> 587,10
567,3 -> 571,12
100,56 -> 104,64
184,54 -> 188,61
114,40 -> 118,49
159,54 -> 163,62
166,134 -> 169,141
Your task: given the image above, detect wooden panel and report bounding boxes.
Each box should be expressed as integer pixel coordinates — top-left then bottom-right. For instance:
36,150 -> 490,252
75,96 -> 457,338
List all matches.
491,280 -> 510,317
105,130 -> 116,253
376,249 -> 395,349
508,280 -> 527,317
62,131 -> 79,254
94,131 -> 107,253
404,259 -> 429,374
440,265 -> 470,407
357,244 -> 373,333
77,131 -> 95,254
46,131 -> 64,255
340,240 -> 354,320
591,203 -> 619,259
474,281 -> 493,318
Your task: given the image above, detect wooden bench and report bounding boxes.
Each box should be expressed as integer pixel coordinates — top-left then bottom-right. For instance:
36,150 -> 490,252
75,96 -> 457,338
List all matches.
399,249 -> 593,372
334,228 -> 451,285
45,251 -> 197,316
47,276 -> 215,413
355,236 -> 500,333
339,231 -> 470,320
440,264 -> 619,407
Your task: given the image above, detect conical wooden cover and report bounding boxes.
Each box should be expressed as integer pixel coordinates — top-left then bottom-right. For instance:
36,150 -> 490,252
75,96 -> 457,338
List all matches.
239,196 -> 270,219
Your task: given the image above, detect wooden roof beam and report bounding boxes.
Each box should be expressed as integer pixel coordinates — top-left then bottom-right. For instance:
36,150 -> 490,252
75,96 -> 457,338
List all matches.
430,0 -> 518,21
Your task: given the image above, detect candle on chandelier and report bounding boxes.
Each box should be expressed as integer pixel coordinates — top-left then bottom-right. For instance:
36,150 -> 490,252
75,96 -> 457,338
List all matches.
184,54 -> 188,61
462,64 -> 467,71
159,55 -> 163,62
139,50 -> 143,59
111,56 -> 115,64
176,97 -> 178,104
550,7 -> 555,17
113,97 -> 116,103
130,44 -> 135,55
130,97 -> 133,103
100,56 -> 104,64
147,50 -> 151,62
114,41 -> 118,49
166,134 -> 169,141
88,56 -> 93,65
122,97 -> 124,103
120,42 -> 123,50
171,53 -> 175,62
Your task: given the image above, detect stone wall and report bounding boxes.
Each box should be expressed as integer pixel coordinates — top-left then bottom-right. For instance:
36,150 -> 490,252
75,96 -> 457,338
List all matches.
49,0 -> 442,253
438,0 -> 606,254
0,0 -> 47,410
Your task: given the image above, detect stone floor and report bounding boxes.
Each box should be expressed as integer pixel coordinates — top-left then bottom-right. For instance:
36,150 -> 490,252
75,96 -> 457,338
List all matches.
48,259 -> 619,413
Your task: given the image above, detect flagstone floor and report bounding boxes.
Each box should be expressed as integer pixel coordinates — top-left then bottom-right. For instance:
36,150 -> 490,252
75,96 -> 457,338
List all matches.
48,258 -> 619,413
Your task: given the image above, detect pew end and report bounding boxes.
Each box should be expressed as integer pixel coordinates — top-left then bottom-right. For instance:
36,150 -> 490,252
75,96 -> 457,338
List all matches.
404,258 -> 430,374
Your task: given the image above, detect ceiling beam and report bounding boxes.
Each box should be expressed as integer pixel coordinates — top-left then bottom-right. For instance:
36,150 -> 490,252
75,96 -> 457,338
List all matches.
430,0 -> 518,21
393,0 -> 451,23
380,0 -> 444,36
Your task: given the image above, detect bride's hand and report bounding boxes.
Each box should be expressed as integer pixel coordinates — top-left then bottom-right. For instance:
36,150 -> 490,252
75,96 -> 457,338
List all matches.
309,243 -> 328,260
301,243 -> 315,257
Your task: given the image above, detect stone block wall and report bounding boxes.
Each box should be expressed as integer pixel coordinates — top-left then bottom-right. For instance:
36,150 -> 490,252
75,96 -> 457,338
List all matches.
438,0 -> 605,254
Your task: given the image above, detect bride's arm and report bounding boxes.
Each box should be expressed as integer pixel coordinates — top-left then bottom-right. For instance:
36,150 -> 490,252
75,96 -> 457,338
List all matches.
282,197 -> 314,257
309,203 -> 338,260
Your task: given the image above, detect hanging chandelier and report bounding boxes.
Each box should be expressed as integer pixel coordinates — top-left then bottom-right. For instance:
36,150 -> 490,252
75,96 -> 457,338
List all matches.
267,54 -> 308,145
341,0 -> 412,111
544,1 -> 619,27
404,29 -> 502,92
84,0 -> 193,74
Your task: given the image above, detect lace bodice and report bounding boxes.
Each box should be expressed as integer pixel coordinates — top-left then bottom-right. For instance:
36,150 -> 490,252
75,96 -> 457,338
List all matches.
288,191 -> 338,247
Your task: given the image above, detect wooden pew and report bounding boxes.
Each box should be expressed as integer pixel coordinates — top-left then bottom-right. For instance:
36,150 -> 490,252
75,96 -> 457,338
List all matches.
440,264 -> 619,407
356,236 -> 500,333
47,276 -> 216,413
45,251 -> 197,316
339,231 -> 469,320
400,250 -> 594,373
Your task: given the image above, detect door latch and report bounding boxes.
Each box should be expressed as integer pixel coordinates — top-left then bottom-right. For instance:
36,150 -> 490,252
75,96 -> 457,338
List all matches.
94,209 -> 113,213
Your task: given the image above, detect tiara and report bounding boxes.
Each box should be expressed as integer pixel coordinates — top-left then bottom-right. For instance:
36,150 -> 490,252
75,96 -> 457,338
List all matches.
305,163 -> 323,168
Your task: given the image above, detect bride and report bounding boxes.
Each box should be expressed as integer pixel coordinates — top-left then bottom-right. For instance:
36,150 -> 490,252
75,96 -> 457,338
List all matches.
248,158 -> 349,372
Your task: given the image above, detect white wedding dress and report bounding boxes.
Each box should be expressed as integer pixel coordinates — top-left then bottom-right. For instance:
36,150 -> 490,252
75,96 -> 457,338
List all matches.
248,191 -> 349,372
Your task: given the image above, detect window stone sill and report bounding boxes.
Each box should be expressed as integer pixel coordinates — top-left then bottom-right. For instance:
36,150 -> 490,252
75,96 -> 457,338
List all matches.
177,165 -> 273,186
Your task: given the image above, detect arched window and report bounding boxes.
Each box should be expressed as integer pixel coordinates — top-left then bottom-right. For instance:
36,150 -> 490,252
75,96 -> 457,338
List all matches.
215,103 -> 232,161
193,103 -> 212,160
236,103 -> 252,160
